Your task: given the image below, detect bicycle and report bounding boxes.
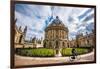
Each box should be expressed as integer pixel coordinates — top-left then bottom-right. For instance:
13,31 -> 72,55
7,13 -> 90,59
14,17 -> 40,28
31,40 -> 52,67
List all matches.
69,54 -> 81,62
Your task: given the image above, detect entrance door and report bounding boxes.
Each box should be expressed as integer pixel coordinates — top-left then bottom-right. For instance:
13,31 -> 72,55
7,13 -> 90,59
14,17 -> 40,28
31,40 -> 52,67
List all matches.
55,41 -> 58,54
55,40 -> 58,48
55,40 -> 62,56
56,49 -> 59,54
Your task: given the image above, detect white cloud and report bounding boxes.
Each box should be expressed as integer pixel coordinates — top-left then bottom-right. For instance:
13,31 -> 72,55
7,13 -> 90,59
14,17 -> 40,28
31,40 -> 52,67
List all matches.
80,10 -> 94,22
78,8 -> 90,17
15,4 -> 94,40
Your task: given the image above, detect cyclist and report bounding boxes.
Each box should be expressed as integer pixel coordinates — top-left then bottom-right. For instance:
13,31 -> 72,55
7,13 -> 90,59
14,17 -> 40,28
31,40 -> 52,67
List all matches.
71,48 -> 77,60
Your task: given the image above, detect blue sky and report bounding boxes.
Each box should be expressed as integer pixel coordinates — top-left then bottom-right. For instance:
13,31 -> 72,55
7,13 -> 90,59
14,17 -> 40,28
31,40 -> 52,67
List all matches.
15,4 -> 94,40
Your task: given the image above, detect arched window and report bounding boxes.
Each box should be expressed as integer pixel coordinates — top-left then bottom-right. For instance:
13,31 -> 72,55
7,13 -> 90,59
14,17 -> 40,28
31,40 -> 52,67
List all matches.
55,41 -> 58,48
19,35 -> 23,44
63,42 -> 65,47
44,42 -> 46,48
67,43 -> 69,48
49,41 -> 52,48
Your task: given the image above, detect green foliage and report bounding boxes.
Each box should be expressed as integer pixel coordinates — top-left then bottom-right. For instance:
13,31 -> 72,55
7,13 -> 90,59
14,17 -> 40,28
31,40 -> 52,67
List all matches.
61,48 -> 72,56
61,48 -> 89,56
15,48 -> 90,57
76,48 -> 89,55
16,48 -> 56,57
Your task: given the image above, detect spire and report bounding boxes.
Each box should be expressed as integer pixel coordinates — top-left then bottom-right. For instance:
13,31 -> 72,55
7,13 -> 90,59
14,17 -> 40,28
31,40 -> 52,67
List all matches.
56,16 -> 59,19
53,16 -> 62,24
51,6 -> 54,18
24,26 -> 27,34
86,31 -> 88,35
14,18 -> 17,26
19,26 -> 22,32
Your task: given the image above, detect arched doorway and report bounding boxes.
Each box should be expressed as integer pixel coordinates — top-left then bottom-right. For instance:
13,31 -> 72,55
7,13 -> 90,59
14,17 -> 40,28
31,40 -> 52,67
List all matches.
44,42 -> 46,48
63,42 -> 65,47
55,41 -> 59,54
55,40 -> 61,56
55,40 -> 58,48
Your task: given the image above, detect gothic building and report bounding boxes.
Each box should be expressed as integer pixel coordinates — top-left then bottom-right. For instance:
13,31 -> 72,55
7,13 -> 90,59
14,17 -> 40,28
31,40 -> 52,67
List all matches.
44,16 -> 69,55
14,19 -> 27,45
76,32 -> 94,48
68,31 -> 95,48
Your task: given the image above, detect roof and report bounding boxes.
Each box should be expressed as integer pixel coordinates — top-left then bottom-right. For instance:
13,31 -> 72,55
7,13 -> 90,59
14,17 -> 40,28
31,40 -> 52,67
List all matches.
45,16 -> 68,32
49,16 -> 65,27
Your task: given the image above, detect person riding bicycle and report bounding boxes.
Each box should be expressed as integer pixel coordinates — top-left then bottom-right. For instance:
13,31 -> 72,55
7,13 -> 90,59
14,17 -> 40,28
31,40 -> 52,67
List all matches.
71,48 -> 77,59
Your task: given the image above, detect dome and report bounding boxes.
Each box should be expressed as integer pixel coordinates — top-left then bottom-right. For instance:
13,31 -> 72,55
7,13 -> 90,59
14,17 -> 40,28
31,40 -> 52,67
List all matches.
49,16 -> 65,27
45,16 -> 68,32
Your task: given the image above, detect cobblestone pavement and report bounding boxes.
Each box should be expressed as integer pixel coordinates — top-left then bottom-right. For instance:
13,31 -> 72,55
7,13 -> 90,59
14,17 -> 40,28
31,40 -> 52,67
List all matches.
15,50 -> 94,67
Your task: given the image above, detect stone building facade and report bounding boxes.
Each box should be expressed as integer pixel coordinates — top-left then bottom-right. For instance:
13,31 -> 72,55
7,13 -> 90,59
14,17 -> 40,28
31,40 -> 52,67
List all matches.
14,19 -> 40,48
76,32 -> 94,48
68,32 -> 95,48
14,17 -> 95,50
44,16 -> 95,52
69,39 -> 77,48
44,16 -> 69,55
14,19 -> 27,48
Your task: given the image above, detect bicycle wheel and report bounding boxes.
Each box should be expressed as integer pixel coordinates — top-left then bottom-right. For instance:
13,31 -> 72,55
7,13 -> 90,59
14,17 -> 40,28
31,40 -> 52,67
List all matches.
69,56 -> 75,62
76,55 -> 81,60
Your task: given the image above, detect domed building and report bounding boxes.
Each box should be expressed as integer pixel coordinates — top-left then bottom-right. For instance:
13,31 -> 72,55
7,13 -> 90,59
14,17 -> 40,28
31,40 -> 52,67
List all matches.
44,16 -> 69,55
